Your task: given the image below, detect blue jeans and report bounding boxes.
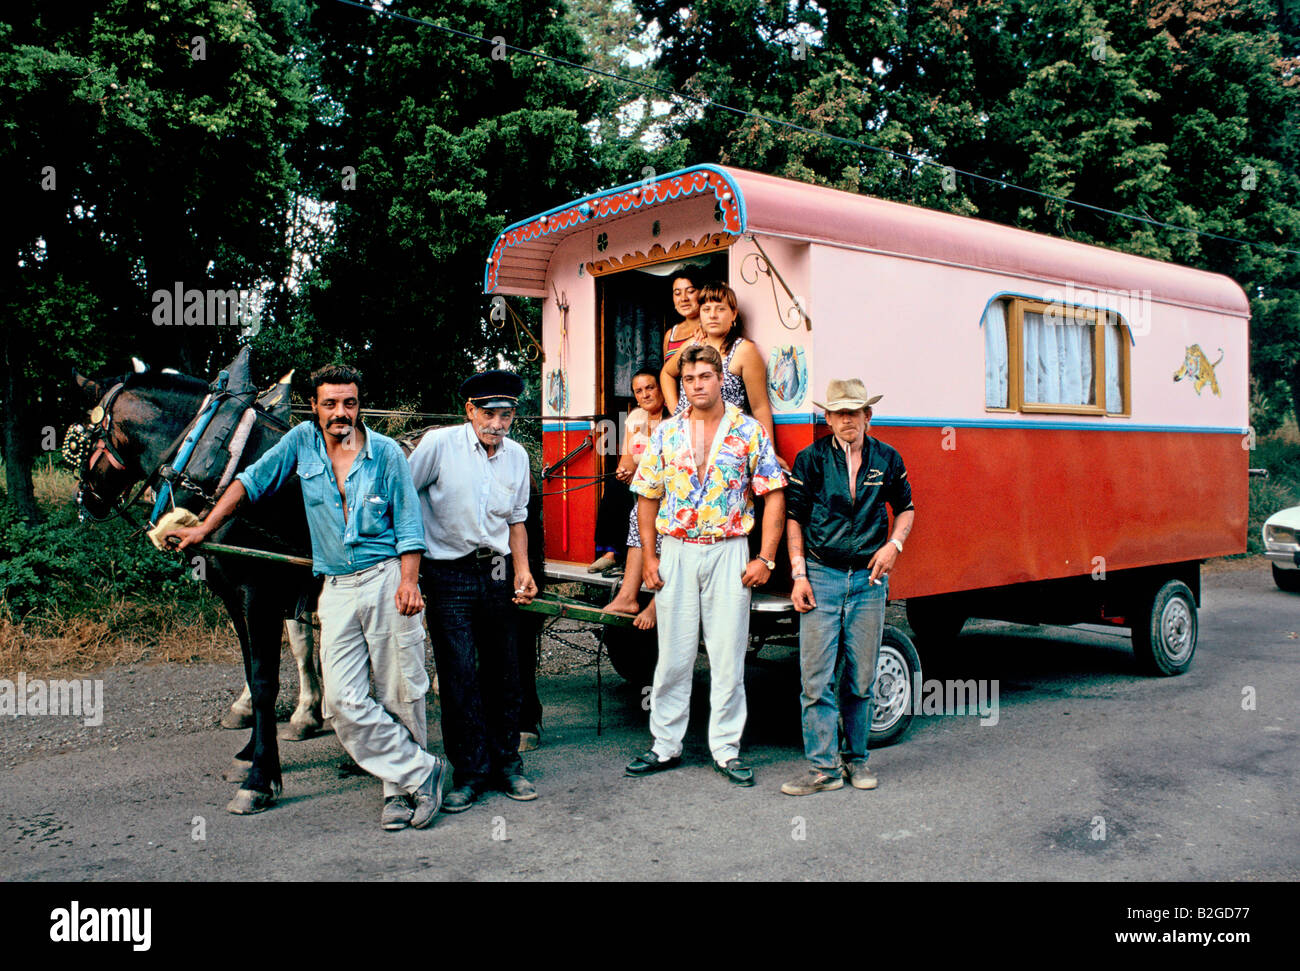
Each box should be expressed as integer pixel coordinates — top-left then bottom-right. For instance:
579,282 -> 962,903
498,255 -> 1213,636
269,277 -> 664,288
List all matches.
798,560 -> 888,771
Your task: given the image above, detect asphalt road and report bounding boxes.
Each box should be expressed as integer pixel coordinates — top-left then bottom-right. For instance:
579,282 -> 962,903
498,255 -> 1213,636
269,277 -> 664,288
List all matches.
2,562 -> 1296,882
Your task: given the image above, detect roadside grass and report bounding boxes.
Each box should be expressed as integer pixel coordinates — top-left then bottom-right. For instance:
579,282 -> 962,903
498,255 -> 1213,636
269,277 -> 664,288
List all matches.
1247,422 -> 1300,555
1,456 -> 237,677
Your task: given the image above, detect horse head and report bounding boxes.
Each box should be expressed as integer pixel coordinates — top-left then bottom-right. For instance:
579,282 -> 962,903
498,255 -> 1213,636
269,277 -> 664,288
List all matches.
69,365 -> 210,522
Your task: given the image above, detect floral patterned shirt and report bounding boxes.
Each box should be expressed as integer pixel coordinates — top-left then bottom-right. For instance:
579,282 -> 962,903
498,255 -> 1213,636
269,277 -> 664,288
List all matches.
631,402 -> 786,539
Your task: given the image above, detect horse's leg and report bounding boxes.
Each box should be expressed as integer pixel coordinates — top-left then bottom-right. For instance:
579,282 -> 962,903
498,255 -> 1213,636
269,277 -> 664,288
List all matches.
211,583 -> 258,781
280,617 -> 323,740
227,588 -> 284,815
221,683 -> 255,730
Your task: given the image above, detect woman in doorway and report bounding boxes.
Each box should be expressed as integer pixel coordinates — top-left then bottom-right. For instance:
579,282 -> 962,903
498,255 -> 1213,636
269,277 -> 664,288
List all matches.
661,280 -> 781,452
603,369 -> 668,627
662,272 -> 703,366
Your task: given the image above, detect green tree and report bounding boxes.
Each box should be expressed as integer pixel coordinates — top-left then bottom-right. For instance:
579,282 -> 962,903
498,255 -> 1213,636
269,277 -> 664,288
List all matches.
258,0 -> 611,414
1,0 -> 312,520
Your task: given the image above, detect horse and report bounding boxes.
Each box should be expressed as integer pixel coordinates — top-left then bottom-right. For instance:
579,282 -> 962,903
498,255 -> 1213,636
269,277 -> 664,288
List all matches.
72,363 -> 321,814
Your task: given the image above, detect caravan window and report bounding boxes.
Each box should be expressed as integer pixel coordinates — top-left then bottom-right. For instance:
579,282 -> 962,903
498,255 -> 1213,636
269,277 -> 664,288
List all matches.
985,297 -> 1129,416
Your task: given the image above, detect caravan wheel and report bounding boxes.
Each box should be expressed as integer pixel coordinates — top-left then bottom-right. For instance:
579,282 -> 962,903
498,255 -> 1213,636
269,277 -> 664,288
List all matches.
1131,580 -> 1197,676
604,624 -> 658,688
870,626 -> 921,748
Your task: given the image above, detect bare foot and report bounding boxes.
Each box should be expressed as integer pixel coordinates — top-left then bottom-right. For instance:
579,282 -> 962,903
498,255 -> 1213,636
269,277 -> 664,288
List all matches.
633,598 -> 657,630
605,595 -> 640,615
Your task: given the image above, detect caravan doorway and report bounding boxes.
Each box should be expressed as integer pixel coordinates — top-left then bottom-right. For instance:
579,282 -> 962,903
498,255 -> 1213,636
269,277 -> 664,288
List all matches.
596,253 -> 729,456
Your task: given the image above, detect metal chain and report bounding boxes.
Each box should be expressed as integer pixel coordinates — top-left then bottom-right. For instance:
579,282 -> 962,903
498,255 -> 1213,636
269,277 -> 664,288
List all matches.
540,622 -> 604,657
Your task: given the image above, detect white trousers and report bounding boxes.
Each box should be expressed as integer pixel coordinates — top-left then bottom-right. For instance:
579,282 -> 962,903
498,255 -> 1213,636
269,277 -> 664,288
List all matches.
650,535 -> 752,764
318,557 -> 436,797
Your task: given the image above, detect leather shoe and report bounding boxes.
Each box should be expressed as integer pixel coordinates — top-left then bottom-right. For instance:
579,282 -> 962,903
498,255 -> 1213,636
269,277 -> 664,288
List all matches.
441,784 -> 481,813
625,750 -> 682,777
714,757 -> 755,787
502,771 -> 538,801
410,756 -> 447,828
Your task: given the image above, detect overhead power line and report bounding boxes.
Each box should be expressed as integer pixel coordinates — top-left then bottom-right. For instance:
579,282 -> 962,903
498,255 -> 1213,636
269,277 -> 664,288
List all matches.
331,0 -> 1299,259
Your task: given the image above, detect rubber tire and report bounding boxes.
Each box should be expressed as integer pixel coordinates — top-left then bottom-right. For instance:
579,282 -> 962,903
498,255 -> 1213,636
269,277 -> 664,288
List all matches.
869,625 -> 922,748
1273,564 -> 1300,593
603,623 -> 658,687
905,596 -> 967,646
1131,579 -> 1198,676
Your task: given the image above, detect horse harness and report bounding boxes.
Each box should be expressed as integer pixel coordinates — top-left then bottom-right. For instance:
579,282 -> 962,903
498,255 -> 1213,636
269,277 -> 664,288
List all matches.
69,376 -> 269,526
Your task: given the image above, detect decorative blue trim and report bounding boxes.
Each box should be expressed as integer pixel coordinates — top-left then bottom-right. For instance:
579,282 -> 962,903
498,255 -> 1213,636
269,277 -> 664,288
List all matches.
542,419 -> 598,432
149,371 -> 230,526
771,411 -> 1245,435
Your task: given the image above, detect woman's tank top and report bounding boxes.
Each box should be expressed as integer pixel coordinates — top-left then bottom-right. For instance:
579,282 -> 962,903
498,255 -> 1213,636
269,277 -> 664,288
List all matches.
674,337 -> 750,415
663,321 -> 696,360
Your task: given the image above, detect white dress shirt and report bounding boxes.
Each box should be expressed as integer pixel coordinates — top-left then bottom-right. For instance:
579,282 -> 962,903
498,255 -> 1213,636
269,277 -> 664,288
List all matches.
407,422 -> 530,559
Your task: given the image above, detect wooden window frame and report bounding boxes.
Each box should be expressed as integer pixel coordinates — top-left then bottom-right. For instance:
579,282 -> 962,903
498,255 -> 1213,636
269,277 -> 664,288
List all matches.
989,297 -> 1131,417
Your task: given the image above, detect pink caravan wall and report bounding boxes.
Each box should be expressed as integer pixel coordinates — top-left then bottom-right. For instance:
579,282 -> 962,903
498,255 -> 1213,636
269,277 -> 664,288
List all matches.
541,232 -> 596,417
725,234 -> 813,417
805,243 -> 1249,431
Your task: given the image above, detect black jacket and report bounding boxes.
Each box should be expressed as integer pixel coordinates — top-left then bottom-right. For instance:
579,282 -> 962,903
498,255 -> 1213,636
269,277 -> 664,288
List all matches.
785,434 -> 913,570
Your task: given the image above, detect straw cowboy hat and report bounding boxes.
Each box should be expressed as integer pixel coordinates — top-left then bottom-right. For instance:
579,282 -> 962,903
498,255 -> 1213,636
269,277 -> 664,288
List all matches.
813,377 -> 882,412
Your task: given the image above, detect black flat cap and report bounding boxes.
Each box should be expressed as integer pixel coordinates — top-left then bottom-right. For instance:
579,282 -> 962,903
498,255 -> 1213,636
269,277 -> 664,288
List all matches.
461,369 -> 524,409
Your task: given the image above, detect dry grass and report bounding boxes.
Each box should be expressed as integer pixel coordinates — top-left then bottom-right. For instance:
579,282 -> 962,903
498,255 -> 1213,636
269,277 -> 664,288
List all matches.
0,596 -> 240,678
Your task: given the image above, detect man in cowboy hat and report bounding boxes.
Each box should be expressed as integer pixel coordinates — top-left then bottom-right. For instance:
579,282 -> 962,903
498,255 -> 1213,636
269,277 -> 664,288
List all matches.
781,378 -> 915,796
408,368 -> 539,812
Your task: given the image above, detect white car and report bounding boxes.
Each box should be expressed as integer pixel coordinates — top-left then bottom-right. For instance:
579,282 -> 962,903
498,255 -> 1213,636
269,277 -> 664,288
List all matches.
1263,505 -> 1300,592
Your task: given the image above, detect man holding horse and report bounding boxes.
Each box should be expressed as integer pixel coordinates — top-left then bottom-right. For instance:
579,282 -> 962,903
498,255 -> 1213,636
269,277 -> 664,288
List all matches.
163,364 -> 447,830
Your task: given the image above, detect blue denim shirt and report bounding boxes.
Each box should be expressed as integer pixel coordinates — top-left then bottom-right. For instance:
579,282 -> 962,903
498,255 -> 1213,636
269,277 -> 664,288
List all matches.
235,420 -> 425,576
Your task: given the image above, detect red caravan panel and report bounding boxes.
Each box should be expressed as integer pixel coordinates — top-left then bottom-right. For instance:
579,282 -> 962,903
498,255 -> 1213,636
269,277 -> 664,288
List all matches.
868,426 -> 1248,600
541,425 -> 599,565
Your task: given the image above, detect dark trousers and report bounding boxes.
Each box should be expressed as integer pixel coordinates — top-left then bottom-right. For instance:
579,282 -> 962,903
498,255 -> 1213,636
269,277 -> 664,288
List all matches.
422,557 -> 522,789
593,481 -> 635,553
516,610 -> 544,735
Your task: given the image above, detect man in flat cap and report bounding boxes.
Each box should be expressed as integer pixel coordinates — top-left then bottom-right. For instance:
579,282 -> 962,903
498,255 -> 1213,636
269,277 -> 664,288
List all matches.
781,378 -> 914,796
408,369 -> 539,812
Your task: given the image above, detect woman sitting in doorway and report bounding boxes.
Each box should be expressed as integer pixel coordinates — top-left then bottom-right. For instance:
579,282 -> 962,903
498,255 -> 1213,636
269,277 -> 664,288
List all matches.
602,367 -> 669,627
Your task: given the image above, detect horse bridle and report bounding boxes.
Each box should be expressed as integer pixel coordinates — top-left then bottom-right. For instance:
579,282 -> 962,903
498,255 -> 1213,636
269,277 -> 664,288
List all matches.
68,382 -> 153,524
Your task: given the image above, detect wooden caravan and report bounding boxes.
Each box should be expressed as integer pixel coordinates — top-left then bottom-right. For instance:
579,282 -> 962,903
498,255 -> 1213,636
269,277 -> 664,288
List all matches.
486,164 -> 1249,689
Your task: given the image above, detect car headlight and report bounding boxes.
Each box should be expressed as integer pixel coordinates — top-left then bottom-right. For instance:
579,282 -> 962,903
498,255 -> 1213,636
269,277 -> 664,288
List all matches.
1265,524 -> 1297,547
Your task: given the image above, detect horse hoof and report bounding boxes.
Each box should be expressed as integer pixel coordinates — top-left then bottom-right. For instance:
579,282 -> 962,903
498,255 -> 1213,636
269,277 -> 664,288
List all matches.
221,759 -> 253,784
220,711 -> 254,730
226,782 -> 281,815
278,720 -> 322,742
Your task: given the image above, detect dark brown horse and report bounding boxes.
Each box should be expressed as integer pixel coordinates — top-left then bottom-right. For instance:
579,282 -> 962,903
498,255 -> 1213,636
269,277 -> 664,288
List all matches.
72,363 -> 316,814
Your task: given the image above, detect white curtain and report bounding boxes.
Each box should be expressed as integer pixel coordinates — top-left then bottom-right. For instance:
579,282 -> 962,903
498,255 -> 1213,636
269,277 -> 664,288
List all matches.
1023,311 -> 1094,406
984,300 -> 1009,408
1104,322 -> 1122,412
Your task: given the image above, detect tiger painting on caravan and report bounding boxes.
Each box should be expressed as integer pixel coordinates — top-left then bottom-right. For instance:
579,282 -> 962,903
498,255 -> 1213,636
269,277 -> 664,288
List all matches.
484,163 -> 1248,733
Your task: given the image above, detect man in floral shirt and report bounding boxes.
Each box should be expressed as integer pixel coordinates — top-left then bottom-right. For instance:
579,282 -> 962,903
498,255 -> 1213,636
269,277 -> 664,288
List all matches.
625,344 -> 786,786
